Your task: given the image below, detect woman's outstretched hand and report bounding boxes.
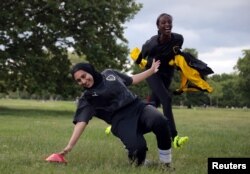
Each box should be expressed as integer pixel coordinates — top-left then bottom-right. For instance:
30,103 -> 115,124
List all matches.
131,58 -> 161,85
150,59 -> 161,73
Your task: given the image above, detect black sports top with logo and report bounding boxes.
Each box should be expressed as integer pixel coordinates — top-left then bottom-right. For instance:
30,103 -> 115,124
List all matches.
139,33 -> 183,74
73,69 -> 143,125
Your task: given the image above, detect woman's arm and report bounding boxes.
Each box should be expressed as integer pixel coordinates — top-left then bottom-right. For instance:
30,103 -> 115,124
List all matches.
131,59 -> 160,85
59,121 -> 87,156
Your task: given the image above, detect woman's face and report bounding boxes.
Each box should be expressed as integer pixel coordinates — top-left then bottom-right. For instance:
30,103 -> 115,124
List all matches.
157,15 -> 172,37
74,70 -> 94,88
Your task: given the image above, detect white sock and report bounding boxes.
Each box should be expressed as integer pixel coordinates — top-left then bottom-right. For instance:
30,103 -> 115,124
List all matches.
158,148 -> 172,164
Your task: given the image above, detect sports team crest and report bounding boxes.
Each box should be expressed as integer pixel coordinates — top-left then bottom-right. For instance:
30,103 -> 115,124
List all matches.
106,75 -> 116,81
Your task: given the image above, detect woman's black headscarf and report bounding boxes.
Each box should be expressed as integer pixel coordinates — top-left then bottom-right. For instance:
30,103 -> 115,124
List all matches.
70,63 -> 103,89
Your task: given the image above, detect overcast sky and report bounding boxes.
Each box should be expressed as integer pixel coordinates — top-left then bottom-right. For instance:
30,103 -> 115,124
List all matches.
124,0 -> 250,74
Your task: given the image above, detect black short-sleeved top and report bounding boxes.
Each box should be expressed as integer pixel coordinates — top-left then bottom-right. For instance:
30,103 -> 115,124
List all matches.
139,33 -> 183,74
73,69 -> 140,125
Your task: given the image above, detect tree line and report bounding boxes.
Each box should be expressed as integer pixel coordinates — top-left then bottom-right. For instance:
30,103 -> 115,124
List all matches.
0,1 -> 249,107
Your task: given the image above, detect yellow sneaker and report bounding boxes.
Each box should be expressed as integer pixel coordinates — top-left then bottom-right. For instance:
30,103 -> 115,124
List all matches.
105,126 -> 111,135
173,135 -> 189,148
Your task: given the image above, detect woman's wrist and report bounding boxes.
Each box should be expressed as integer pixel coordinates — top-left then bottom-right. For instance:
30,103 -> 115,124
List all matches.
64,145 -> 73,154
149,67 -> 155,75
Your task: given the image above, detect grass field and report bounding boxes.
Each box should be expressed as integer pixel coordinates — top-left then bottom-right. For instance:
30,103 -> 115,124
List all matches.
0,99 -> 249,174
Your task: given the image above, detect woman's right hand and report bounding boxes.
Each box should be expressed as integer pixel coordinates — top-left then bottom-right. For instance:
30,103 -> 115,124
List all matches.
58,122 -> 87,156
58,145 -> 73,156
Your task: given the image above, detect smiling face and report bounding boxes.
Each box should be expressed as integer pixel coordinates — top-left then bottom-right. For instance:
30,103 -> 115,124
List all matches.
157,14 -> 173,39
74,70 -> 94,88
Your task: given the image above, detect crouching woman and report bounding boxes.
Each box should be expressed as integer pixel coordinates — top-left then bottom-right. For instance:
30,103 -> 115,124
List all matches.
59,59 -> 172,166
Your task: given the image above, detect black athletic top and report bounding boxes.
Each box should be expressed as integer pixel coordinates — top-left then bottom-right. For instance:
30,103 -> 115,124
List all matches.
73,69 -> 144,126
137,33 -> 183,74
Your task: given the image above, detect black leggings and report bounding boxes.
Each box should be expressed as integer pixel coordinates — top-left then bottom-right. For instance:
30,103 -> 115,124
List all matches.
116,105 -> 171,165
146,72 -> 178,139
138,105 -> 171,150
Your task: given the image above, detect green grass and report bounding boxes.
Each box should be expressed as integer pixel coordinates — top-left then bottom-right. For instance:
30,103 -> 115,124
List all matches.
0,99 -> 249,174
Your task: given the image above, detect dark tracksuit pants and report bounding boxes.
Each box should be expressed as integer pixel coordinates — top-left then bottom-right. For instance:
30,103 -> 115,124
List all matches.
146,72 -> 178,140
114,105 -> 171,165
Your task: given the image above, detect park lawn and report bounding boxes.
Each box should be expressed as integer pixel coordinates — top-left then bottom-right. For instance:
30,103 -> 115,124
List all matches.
0,99 -> 249,174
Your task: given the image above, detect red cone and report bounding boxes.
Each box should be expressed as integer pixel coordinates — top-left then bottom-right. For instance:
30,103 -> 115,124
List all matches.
45,153 -> 67,164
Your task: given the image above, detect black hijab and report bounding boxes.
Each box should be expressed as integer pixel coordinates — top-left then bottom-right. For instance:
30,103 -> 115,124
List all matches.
70,63 -> 103,89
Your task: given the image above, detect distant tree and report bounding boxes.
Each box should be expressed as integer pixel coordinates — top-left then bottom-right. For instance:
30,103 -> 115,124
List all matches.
221,76 -> 239,107
0,0 -> 142,97
210,73 -> 239,107
68,51 -> 86,65
234,49 -> 250,106
208,75 -> 223,107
